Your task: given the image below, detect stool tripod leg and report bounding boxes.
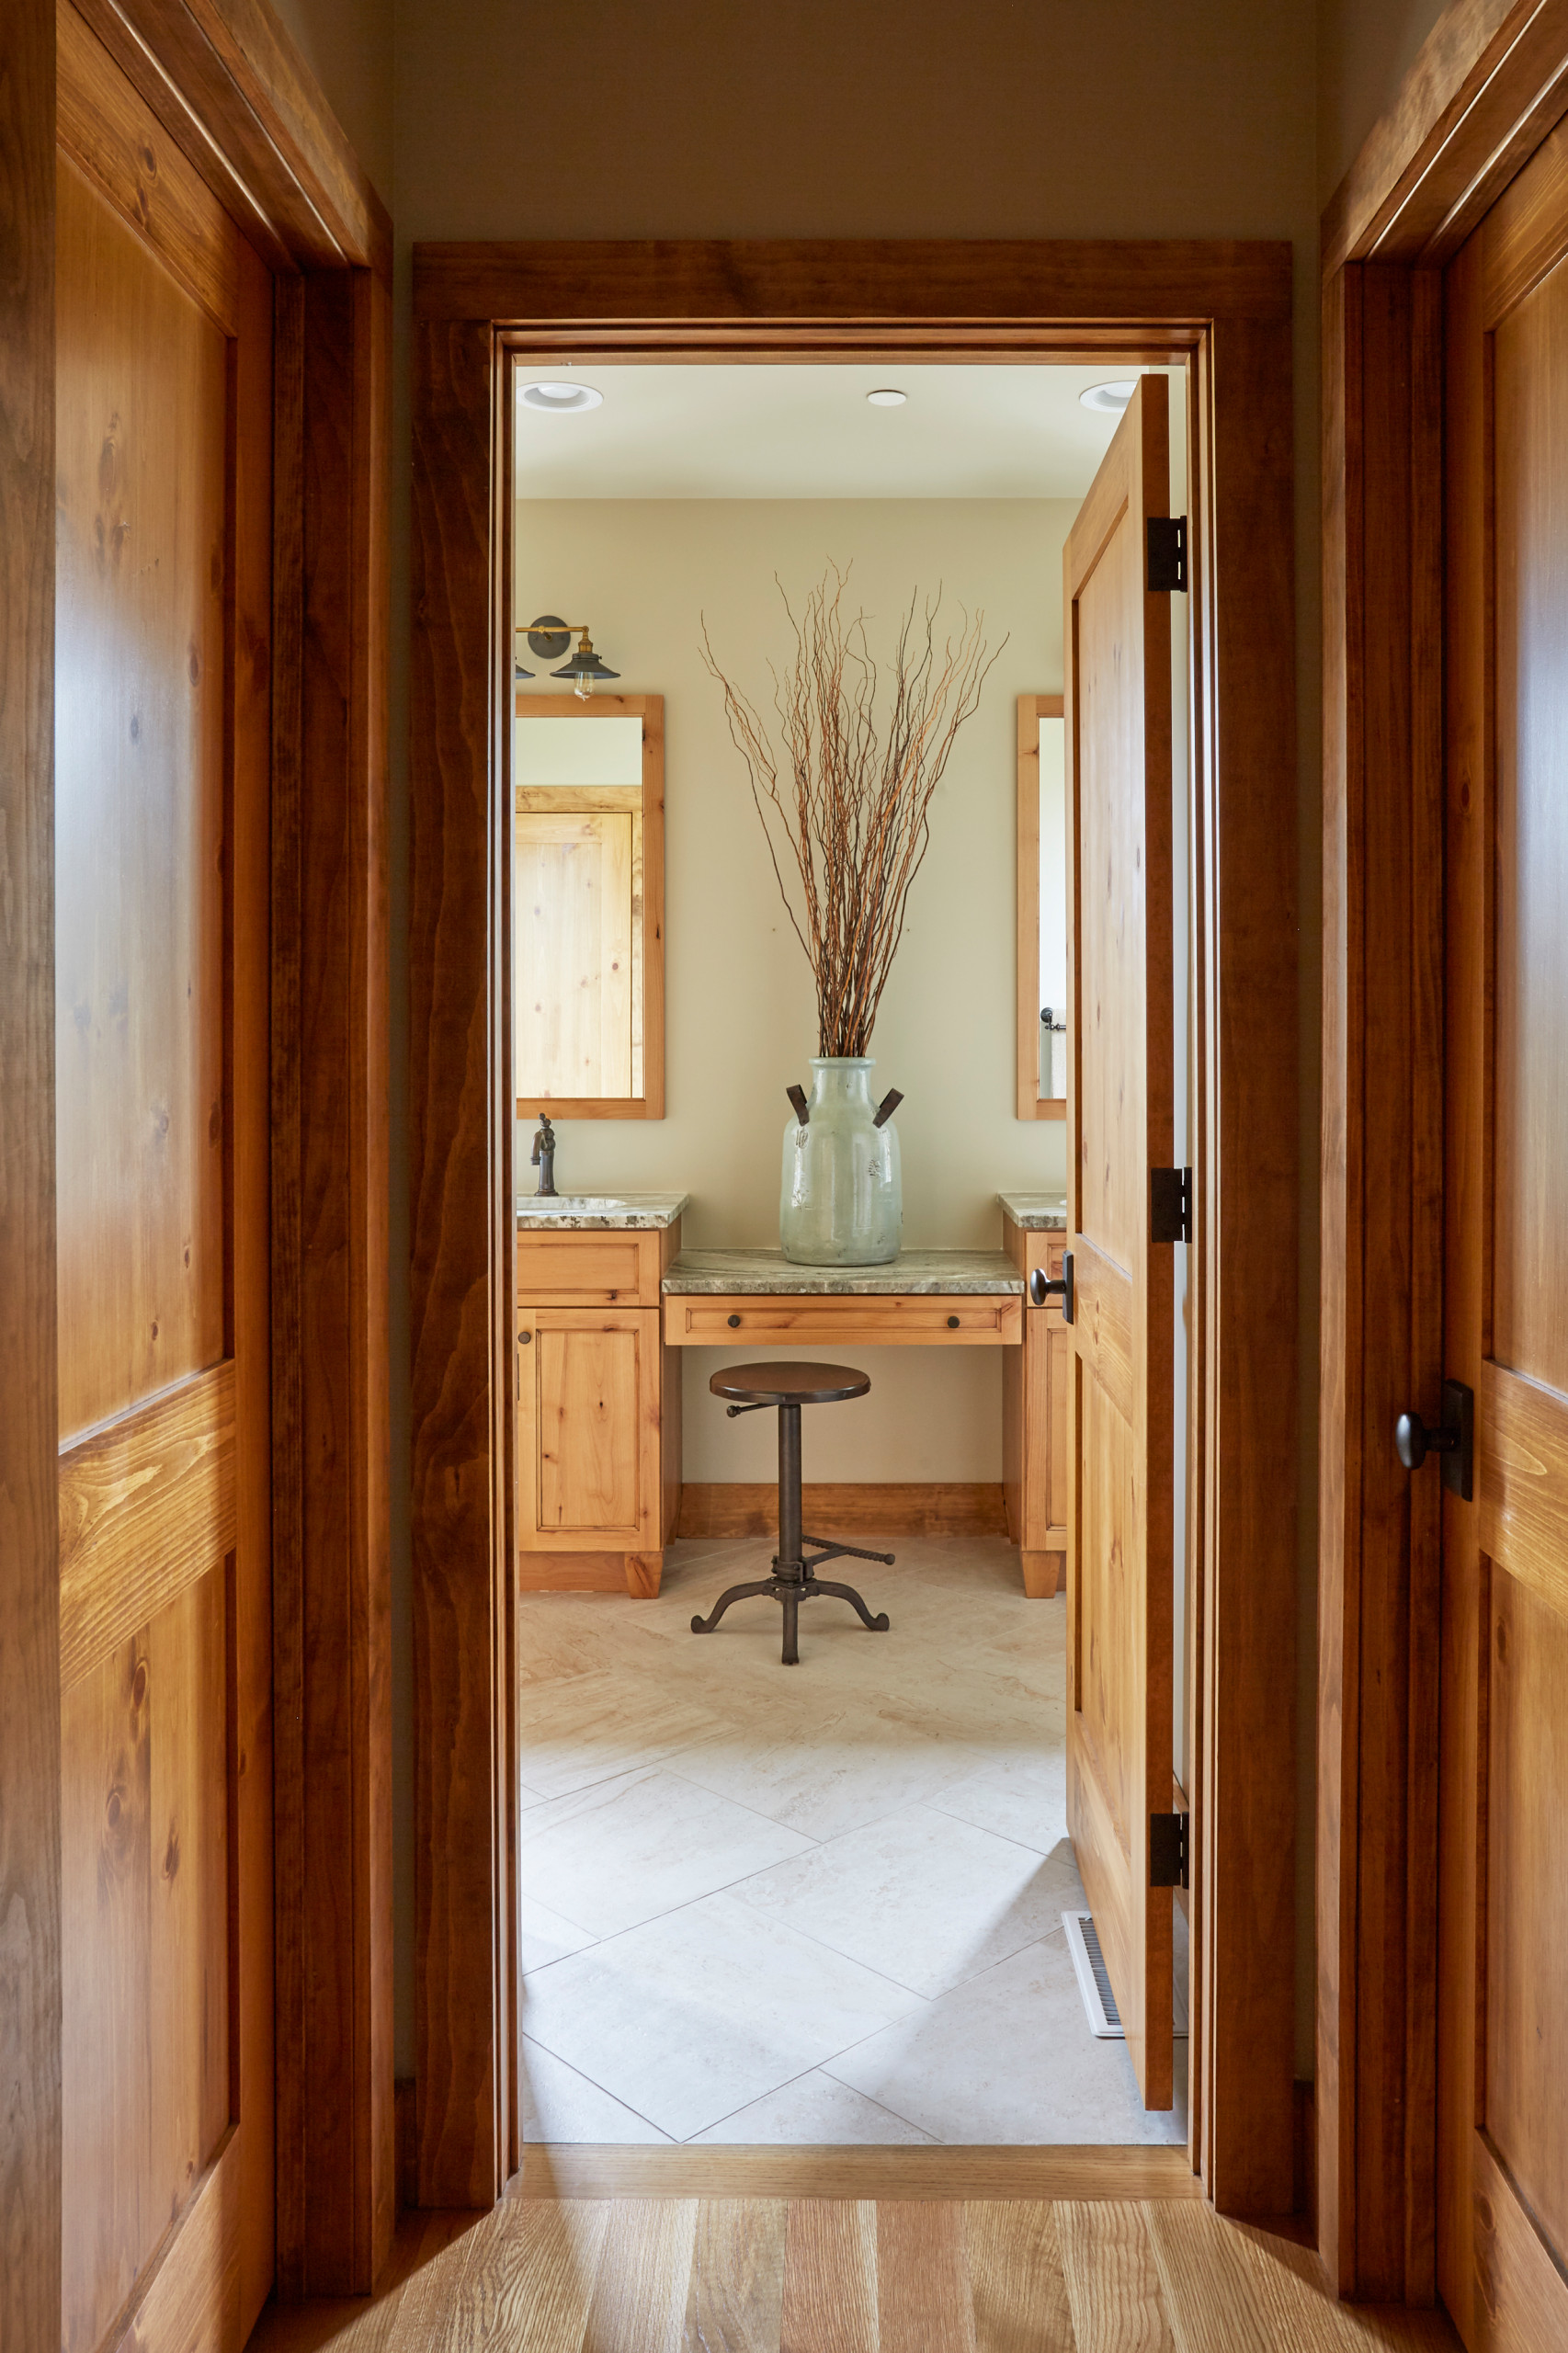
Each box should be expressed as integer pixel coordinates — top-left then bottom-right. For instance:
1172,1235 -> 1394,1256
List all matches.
690,1578 -> 778,1634
780,1585 -> 800,1665
805,1577 -> 891,1632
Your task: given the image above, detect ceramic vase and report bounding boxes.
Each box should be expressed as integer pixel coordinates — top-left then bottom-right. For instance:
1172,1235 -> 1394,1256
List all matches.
779,1057 -> 902,1266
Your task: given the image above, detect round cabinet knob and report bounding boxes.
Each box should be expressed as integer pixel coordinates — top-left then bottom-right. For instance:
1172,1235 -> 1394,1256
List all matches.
727,1313 -> 741,1328
518,1330 -> 532,1346
947,1315 -> 960,1329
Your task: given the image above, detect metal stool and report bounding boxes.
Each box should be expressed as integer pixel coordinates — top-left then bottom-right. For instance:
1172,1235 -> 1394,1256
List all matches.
689,1361 -> 893,1665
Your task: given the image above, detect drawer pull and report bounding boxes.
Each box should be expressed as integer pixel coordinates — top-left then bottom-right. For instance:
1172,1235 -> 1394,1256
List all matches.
728,1313 -> 741,1328
947,1314 -> 960,1328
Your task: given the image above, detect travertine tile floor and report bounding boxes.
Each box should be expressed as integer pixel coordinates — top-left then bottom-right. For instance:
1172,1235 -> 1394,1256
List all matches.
517,1535 -> 1188,2149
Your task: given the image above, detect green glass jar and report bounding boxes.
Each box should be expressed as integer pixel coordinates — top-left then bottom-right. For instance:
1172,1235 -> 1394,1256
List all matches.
779,1058 -> 903,1266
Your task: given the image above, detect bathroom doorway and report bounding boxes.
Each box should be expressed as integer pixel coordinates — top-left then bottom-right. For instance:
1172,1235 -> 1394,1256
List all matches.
409,240 -> 1300,2214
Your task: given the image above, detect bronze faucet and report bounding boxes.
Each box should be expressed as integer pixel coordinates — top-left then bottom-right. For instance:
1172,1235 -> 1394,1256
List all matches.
530,1114 -> 558,1197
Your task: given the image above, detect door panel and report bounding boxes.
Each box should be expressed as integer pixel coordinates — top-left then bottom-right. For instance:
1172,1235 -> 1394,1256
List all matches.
1440,146 -> 1568,2351
1063,373 -> 1176,2110
55,15 -> 274,2347
517,1307 -> 660,1549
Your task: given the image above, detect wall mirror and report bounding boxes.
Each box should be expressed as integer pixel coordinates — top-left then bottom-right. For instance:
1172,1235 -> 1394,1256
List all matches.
1017,691 -> 1067,1119
513,694 -> 665,1118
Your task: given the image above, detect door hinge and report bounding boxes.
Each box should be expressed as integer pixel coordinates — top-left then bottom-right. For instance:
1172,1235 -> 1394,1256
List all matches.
1150,1165 -> 1192,1245
1150,1811 -> 1189,1890
1147,515 -> 1187,593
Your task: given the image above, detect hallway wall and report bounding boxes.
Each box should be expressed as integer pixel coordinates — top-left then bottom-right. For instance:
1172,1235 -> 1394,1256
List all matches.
269,0 -> 1460,2091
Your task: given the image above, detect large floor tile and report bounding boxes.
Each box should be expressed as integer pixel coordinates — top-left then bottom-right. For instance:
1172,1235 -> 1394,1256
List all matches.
518,1766 -> 812,1939
926,1747 -> 1070,1856
735,1803 -> 1085,1997
666,1692 -> 983,1841
520,1888 -> 924,2142
516,1665 -> 735,1801
517,1891 -> 597,1974
521,2037 -> 672,2143
690,2069 -> 937,2145
824,1931 -> 1188,2145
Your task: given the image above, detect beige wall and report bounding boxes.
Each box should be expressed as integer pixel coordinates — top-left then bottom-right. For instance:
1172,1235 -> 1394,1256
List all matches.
515,496 -> 1074,1480
1318,0 -> 1449,201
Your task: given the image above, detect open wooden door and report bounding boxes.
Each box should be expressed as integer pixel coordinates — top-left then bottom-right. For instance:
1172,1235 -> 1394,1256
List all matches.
1063,373 -> 1176,2111
53,11 -> 274,2346
1438,136 -> 1568,2352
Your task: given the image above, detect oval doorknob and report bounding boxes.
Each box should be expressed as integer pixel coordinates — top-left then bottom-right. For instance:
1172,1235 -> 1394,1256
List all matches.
1395,1409 -> 1457,1472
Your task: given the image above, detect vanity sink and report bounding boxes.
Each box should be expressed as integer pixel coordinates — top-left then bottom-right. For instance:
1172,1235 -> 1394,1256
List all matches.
518,1195 -> 631,1214
514,1190 -> 690,1230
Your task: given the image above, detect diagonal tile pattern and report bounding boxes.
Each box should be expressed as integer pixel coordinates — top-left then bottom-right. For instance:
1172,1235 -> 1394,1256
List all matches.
517,1536 -> 1187,2145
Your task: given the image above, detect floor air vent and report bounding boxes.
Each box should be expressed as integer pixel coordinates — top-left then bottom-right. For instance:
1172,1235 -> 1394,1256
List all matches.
1062,1910 -> 1192,2041
1063,1909 -> 1122,2037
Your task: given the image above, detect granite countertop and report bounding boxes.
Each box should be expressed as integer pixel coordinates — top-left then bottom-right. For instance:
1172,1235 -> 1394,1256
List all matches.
662,1247 -> 1024,1295
516,1190 -> 689,1231
997,1191 -> 1068,1231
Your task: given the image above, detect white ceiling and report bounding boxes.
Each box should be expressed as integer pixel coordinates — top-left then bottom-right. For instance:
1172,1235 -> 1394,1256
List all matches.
512,362 -> 1182,501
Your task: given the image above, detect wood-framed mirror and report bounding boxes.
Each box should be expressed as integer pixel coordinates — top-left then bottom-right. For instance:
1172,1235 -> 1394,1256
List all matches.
1017,690 -> 1067,1120
512,691 -> 665,1119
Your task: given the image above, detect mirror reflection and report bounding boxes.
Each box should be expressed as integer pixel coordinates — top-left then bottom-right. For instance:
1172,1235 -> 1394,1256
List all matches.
1039,711 -> 1067,1100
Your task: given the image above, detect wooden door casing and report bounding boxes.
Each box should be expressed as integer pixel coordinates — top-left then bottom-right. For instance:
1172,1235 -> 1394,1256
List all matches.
54,18 -> 274,2347
1438,121 -> 1568,2353
1063,373 -> 1176,2112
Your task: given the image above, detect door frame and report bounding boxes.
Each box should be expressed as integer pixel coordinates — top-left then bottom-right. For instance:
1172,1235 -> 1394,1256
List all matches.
2,0 -> 394,2329
410,236 -> 1301,2216
1316,0 -> 1568,2304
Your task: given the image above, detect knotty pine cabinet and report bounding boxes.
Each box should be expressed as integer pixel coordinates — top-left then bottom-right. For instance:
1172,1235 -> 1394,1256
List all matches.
515,1220 -> 682,1596
1001,1218 -> 1070,1598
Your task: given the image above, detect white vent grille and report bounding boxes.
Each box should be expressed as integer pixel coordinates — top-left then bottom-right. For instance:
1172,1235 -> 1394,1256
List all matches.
1063,1909 -> 1122,2037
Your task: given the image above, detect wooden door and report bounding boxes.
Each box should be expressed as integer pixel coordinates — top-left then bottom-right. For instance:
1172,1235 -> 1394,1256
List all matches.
1438,142 -> 1568,2351
1062,374 -> 1176,2110
516,1308 -> 662,1550
54,11 -> 274,2347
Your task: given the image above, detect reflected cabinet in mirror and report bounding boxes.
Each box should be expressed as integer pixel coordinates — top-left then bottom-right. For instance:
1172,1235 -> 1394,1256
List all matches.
1017,693 -> 1067,1120
513,694 -> 665,1119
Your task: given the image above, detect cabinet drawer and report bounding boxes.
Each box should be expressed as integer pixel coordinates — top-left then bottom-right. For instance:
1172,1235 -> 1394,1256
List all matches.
664,1292 -> 1022,1346
516,1228 -> 664,1306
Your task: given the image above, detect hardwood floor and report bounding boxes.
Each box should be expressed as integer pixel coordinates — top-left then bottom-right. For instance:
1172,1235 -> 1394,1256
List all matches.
251,2177 -> 1460,2350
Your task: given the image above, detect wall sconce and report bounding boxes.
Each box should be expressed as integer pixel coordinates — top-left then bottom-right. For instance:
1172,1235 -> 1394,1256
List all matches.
515,614 -> 620,699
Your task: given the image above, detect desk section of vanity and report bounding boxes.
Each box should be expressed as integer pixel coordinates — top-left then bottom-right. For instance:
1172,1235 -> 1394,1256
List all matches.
514,1200 -> 1068,1600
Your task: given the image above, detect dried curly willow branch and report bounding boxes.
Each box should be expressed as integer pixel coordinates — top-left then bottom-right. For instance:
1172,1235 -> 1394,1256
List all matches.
701,564 -> 1004,1057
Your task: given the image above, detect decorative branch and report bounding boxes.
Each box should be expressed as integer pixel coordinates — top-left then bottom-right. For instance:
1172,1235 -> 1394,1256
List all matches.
701,564 -> 1004,1056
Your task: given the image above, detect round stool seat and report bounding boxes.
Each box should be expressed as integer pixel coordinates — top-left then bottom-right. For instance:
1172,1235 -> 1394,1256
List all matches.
710,1360 -> 870,1407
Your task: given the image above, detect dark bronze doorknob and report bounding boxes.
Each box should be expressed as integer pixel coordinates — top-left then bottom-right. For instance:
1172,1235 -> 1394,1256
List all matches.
1395,1410 -> 1454,1471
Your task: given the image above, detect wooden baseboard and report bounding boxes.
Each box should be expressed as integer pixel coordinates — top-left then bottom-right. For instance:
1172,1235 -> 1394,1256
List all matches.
513,2143 -> 1202,2201
517,1551 -> 630,1592
676,1482 -> 1009,1540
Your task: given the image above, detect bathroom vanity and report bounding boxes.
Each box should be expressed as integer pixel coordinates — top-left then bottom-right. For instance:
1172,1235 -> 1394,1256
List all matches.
515,1189 -> 1069,1599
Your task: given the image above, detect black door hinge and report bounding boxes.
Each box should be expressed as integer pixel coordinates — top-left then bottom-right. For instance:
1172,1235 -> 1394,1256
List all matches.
1150,1165 -> 1192,1245
1150,1811 -> 1189,1890
1147,516 -> 1187,593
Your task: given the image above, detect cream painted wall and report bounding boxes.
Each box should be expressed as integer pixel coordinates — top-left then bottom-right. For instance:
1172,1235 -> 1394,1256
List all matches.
515,498 -> 1074,1481
1317,0 -> 1449,200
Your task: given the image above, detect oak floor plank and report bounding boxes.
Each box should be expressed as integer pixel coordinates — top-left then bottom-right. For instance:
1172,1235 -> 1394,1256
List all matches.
449,2200 -> 610,2352
1142,2200 -> 1273,2352
581,2197 -> 699,2353
249,2211 -> 475,2351
683,2198 -> 789,2353
1057,2202 -> 1176,2353
963,2202 -> 1077,2353
779,2200 -> 878,2353
876,2201 -> 975,2353
1221,2219 -> 1462,2352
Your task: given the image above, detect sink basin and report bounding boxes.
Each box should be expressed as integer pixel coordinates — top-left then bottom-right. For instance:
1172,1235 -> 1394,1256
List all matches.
517,1195 -> 631,1214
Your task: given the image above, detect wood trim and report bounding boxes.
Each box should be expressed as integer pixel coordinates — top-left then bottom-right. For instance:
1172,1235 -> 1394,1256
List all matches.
416,239 -> 1293,327
512,691 -> 666,1121
58,1363 -> 237,1690
410,238 -> 1299,2224
103,2127 -> 241,2353
516,2143 -> 1206,2202
70,0 -> 390,278
0,2 -> 63,2344
1322,0 -> 1568,274
1017,693 -> 1068,1121
676,1482 -> 1009,1540
664,1295 -> 1024,1347
271,261 -> 394,2298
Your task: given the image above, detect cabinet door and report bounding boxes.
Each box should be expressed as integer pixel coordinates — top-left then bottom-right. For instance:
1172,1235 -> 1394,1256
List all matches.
517,1308 -> 660,1549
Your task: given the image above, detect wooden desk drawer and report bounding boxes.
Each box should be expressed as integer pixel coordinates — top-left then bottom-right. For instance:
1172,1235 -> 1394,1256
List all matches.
516,1229 -> 665,1306
664,1292 -> 1022,1346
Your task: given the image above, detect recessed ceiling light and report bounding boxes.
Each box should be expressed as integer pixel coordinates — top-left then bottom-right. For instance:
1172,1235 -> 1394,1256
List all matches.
518,381 -> 603,414
1080,380 -> 1136,415
866,388 -> 907,407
